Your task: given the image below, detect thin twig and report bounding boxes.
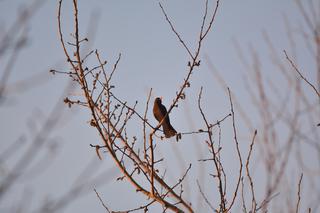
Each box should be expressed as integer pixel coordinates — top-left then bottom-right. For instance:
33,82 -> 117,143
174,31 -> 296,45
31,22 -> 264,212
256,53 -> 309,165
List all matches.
296,173 -> 303,213
226,87 -> 243,211
246,130 -> 258,212
201,0 -> 220,39
256,192 -> 280,211
197,180 -> 215,211
162,164 -> 192,199
241,177 -> 248,213
158,3 -> 194,60
143,88 -> 152,161
284,50 -> 320,98
94,188 -> 111,213
149,132 -> 155,196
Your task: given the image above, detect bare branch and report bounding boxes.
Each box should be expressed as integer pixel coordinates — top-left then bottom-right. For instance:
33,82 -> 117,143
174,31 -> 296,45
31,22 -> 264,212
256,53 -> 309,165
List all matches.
246,130 -> 258,212
296,173 -> 303,213
94,188 -> 111,213
226,87 -> 243,211
158,3 -> 194,60
197,180 -> 215,211
284,50 -> 320,98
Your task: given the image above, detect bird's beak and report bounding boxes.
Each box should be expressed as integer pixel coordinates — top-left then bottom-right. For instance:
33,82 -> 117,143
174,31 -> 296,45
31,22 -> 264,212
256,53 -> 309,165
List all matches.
160,96 -> 163,101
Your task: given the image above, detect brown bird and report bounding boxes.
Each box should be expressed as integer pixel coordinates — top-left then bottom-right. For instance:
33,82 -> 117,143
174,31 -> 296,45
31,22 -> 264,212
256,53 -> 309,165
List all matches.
153,97 -> 177,138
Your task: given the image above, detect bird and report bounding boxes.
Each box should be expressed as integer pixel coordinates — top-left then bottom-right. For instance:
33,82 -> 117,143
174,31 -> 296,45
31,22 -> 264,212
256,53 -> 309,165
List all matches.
153,97 -> 177,138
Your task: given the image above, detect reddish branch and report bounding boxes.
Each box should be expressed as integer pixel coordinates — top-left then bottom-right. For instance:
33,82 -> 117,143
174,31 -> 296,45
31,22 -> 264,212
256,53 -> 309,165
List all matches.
226,87 -> 243,211
246,130 -> 258,212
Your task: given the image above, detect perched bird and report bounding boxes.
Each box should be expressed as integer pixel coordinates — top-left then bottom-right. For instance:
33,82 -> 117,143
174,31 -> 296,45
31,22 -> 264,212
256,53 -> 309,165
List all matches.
153,97 -> 177,138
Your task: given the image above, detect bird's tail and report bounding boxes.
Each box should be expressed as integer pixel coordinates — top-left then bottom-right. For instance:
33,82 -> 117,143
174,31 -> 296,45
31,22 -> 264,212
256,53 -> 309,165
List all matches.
162,123 -> 177,138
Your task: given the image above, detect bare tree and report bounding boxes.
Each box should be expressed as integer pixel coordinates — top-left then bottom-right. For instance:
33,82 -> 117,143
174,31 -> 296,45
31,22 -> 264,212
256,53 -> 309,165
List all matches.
54,0 -> 319,212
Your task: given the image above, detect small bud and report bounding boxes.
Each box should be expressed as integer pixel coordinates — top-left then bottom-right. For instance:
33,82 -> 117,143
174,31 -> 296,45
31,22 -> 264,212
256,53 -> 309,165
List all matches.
90,119 -> 97,127
176,133 -> 182,142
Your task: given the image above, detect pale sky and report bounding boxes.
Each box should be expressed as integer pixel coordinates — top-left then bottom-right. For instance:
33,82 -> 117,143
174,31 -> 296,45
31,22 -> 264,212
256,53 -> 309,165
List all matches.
0,0 -> 318,212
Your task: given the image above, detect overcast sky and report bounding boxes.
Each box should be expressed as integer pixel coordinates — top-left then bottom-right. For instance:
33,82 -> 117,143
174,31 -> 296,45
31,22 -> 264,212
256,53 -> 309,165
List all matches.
0,0 -> 318,212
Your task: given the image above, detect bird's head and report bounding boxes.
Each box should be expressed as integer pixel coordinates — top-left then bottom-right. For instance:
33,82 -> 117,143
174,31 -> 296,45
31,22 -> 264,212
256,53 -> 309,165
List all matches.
155,97 -> 162,105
